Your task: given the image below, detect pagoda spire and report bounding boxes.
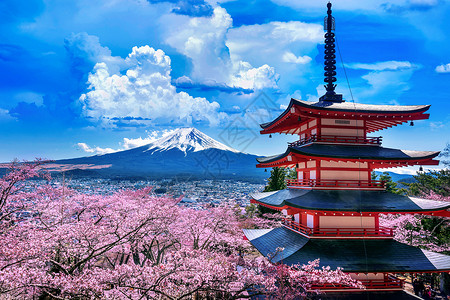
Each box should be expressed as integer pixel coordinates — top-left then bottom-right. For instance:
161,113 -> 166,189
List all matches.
319,2 -> 343,103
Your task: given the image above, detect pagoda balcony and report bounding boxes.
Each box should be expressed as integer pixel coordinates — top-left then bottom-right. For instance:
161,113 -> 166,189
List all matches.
288,135 -> 382,147
286,179 -> 386,190
281,218 -> 394,238
311,275 -> 403,290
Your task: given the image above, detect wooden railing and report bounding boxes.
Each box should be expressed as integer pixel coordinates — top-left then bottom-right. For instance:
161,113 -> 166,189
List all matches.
288,135 -> 382,147
311,276 -> 403,290
281,218 -> 312,236
281,218 -> 394,238
286,179 -> 386,190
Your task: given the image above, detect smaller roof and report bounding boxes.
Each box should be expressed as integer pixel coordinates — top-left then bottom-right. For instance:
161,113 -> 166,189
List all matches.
256,144 -> 439,164
251,189 -> 450,213
260,98 -> 431,134
244,226 -> 450,272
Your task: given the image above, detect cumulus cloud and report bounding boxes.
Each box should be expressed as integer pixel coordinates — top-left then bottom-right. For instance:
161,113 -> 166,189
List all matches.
282,52 -> 312,64
435,63 -> 450,73
230,62 -> 279,90
164,7 -> 280,91
80,45 -> 228,127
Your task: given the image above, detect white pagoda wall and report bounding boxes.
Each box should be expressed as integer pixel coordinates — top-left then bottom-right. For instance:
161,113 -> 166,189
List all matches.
320,170 -> 369,181
350,273 -> 384,281
319,216 -> 375,229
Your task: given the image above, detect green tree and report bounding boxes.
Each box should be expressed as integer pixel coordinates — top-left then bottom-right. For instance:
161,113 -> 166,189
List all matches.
286,168 -> 297,180
405,169 -> 450,197
372,171 -> 407,195
264,167 -> 287,192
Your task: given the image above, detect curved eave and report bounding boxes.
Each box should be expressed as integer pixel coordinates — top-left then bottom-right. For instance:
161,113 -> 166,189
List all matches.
256,145 -> 439,168
244,227 -> 450,273
250,189 -> 450,215
260,98 -> 431,135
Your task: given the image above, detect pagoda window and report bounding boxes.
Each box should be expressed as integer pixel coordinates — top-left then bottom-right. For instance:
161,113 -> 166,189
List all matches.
298,171 -> 303,180
306,214 -> 314,228
320,118 -> 365,137
298,162 -> 306,169
308,119 -> 317,128
319,216 -> 375,229
310,170 -> 317,180
294,213 -> 300,223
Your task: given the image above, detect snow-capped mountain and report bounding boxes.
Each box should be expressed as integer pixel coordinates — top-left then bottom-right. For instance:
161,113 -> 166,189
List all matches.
51,128 -> 265,180
145,128 -> 238,155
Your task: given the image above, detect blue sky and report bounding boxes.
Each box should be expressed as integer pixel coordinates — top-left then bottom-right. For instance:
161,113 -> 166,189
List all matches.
1,0 -> 449,173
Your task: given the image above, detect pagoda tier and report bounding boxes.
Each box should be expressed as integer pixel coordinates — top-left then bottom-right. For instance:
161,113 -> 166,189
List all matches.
261,98 -> 430,135
244,227 -> 450,273
244,2 -> 450,294
256,144 -> 439,190
251,190 -> 450,217
256,144 -> 439,168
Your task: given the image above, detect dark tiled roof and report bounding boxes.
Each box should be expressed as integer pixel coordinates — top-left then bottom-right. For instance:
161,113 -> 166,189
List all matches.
260,98 -> 430,129
243,227 -> 450,272
292,98 -> 430,113
256,144 -> 439,163
251,189 -> 450,212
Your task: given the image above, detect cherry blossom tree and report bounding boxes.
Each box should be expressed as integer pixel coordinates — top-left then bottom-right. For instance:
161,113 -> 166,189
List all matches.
0,161 -> 360,299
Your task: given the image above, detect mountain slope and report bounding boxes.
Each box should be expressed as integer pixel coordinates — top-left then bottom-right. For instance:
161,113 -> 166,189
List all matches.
54,128 -> 265,180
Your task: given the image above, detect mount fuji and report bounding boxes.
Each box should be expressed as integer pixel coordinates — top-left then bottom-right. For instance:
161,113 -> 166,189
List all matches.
50,128 -> 265,181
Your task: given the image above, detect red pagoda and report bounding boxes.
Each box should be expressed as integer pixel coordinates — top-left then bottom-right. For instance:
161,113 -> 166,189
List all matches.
244,3 -> 450,297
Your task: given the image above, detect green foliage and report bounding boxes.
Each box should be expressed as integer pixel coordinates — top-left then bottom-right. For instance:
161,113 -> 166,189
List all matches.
244,203 -> 259,218
286,168 -> 297,180
405,169 -> 450,197
372,171 -> 407,195
264,167 -> 287,192
421,217 -> 450,249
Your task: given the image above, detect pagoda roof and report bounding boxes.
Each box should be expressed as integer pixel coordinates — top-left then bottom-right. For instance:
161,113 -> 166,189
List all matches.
243,226 -> 450,272
260,98 -> 430,134
251,189 -> 450,213
256,144 -> 439,165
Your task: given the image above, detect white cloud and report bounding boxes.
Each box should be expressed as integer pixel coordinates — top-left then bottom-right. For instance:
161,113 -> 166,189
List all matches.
76,143 -> 115,155
282,52 -> 312,64
269,0 -> 439,12
0,108 -> 14,122
435,63 -> 450,73
230,62 -> 279,90
80,45 -> 227,127
338,61 -> 421,103
346,61 -> 416,71
163,7 -> 281,91
164,7 -> 233,83
76,129 -> 176,155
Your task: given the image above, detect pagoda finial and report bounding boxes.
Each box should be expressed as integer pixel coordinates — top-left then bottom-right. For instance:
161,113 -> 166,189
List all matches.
319,2 -> 343,103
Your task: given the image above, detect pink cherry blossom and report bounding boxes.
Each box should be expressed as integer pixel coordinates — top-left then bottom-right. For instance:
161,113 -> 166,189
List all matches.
0,160 -> 360,299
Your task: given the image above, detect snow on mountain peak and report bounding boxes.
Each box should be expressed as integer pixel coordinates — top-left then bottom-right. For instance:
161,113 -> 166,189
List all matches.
145,127 -> 239,155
